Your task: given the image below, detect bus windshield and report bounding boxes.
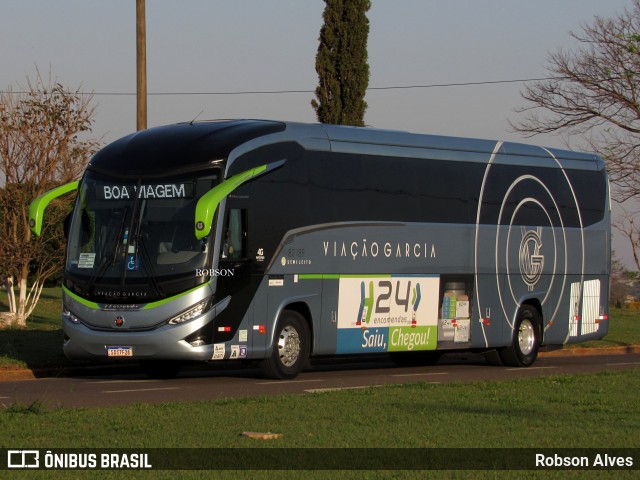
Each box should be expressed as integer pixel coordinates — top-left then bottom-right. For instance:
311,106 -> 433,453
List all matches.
64,171 -> 220,303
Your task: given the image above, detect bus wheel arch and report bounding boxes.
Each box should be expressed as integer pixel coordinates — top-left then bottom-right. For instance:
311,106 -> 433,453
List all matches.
285,301 -> 314,369
282,301 -> 314,354
498,301 -> 542,367
259,307 -> 311,380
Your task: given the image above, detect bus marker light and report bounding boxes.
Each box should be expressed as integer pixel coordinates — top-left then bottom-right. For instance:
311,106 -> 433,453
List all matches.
190,337 -> 206,347
259,325 -> 266,335
218,326 -> 231,333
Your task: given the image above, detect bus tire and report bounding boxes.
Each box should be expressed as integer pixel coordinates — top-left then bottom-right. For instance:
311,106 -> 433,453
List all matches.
499,304 -> 540,367
260,310 -> 310,380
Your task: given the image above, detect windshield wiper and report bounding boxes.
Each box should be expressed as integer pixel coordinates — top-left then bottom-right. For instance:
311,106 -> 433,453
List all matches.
124,197 -> 165,298
82,208 -> 128,297
134,233 -> 165,298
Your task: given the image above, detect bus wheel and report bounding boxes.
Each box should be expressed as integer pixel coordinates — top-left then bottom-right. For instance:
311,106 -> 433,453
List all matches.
260,310 -> 310,380
499,304 -> 540,367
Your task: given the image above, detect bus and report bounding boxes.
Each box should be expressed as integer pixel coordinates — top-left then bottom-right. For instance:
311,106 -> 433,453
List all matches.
29,120 -> 610,379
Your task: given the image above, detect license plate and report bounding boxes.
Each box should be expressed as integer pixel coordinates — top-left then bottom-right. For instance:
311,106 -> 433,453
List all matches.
107,346 -> 133,357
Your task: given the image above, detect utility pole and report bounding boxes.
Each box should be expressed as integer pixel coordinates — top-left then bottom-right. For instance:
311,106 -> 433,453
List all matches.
136,0 -> 147,130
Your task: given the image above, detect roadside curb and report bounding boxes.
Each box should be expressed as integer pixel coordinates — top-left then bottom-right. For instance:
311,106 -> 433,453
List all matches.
0,363 -> 139,382
0,368 -> 39,381
539,345 -> 640,357
1,345 -> 638,382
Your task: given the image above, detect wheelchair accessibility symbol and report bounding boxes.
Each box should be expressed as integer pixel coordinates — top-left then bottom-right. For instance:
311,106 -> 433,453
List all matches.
126,255 -> 140,271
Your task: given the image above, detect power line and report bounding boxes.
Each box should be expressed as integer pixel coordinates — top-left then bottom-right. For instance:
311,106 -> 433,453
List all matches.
0,77 -> 553,97
370,77 -> 551,91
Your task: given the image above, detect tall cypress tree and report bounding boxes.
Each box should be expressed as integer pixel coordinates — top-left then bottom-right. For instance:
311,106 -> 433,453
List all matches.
312,0 -> 371,126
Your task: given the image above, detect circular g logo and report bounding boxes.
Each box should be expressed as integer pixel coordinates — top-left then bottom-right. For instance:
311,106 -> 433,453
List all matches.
519,227 -> 544,291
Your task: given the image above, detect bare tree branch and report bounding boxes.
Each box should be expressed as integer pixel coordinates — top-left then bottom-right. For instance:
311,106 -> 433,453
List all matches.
512,1 -> 640,174
0,71 -> 99,327
512,1 -> 640,272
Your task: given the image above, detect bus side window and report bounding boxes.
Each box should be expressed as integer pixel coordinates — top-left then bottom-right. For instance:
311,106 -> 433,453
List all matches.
221,209 -> 247,260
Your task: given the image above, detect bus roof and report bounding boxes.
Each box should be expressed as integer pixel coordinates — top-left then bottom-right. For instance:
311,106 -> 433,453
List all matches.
316,123 -> 602,169
87,120 -> 285,178
87,119 -> 604,178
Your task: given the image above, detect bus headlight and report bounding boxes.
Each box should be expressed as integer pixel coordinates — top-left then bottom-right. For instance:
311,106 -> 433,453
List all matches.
168,298 -> 212,325
63,306 -> 81,324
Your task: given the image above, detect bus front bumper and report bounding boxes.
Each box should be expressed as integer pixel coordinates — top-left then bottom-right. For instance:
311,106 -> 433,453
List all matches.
62,313 -> 216,362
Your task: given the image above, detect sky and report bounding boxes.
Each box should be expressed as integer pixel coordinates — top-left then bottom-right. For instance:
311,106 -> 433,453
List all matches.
1,0 -> 636,267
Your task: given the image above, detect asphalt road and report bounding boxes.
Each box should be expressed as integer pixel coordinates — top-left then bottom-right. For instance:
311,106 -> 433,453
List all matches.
0,351 -> 638,409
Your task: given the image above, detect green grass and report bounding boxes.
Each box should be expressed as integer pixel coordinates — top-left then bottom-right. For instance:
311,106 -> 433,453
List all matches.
1,371 -> 639,479
0,286 -> 63,330
4,371 -> 636,448
0,287 -> 67,369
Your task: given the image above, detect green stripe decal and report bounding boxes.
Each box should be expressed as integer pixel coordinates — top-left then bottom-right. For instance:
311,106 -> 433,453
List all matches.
64,283 -> 210,310
63,286 -> 100,309
297,274 -> 390,280
141,283 -> 210,310
29,181 -> 79,237
340,274 -> 391,278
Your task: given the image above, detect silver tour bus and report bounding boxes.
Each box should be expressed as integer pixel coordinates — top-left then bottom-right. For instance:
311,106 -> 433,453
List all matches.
30,120 -> 611,378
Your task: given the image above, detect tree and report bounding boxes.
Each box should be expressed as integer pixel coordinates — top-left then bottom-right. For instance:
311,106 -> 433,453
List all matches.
511,1 -> 640,270
0,72 -> 99,327
610,251 -> 637,307
311,0 -> 371,126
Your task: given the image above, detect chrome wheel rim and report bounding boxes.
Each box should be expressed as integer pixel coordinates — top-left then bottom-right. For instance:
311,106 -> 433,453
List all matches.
277,325 -> 301,367
518,318 -> 535,355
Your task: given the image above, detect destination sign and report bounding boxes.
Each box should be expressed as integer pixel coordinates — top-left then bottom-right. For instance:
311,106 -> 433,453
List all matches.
96,183 -> 194,200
